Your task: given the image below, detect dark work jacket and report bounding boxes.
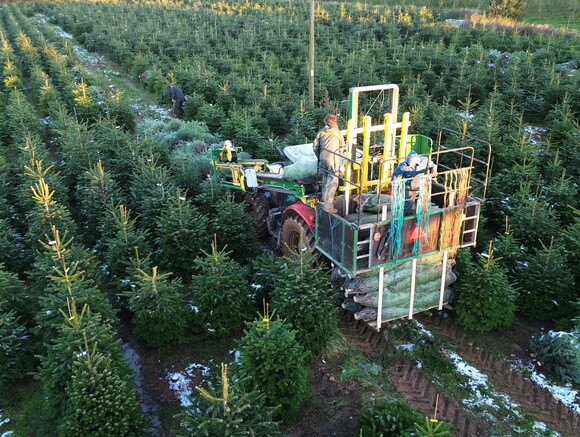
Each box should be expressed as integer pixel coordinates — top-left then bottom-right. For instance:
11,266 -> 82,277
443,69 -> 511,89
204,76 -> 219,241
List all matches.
171,86 -> 184,100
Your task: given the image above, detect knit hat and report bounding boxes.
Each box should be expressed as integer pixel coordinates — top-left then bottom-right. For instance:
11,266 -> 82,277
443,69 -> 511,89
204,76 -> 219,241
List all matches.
406,151 -> 420,167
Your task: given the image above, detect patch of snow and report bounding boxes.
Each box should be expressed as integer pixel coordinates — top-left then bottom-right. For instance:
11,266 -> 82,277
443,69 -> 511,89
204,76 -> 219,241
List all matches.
230,348 -> 241,363
511,361 -> 580,414
167,362 -> 213,407
186,363 -> 210,378
449,352 -> 558,434
456,112 -> 475,120
414,321 -> 434,338
167,372 -> 193,407
524,125 -> 547,146
396,343 -> 414,351
0,410 -> 11,436
445,19 -> 466,27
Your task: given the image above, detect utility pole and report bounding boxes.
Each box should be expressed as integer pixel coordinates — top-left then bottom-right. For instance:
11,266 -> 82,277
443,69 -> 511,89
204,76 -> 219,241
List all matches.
309,0 -> 315,106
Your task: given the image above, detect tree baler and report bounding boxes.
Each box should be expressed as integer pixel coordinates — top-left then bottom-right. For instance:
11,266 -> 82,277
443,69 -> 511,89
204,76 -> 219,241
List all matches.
210,84 -> 491,329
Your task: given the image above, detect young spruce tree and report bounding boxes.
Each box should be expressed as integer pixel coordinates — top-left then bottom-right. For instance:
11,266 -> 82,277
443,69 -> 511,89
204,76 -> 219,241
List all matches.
176,363 -> 283,437
60,348 -> 147,436
190,240 -> 252,336
516,239 -> 576,325
269,252 -> 338,356
123,266 -> 186,350
236,315 -> 309,423
155,191 -> 210,281
455,245 -> 516,333
0,299 -> 28,387
36,303 -> 127,422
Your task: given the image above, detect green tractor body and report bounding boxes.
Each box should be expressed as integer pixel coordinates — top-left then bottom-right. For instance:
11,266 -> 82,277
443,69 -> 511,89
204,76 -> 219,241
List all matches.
210,84 -> 491,329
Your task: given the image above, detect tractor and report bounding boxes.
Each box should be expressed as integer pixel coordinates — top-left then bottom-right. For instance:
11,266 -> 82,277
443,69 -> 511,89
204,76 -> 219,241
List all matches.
210,84 -> 491,330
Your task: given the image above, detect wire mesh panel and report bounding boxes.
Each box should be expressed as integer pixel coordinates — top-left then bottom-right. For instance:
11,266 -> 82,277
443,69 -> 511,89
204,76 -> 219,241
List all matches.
316,209 -> 357,273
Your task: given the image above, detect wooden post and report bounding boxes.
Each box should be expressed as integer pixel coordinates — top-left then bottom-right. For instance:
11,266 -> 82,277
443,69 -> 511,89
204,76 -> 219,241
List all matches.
438,251 -> 448,310
408,258 -> 417,319
309,0 -> 315,106
376,203 -> 389,331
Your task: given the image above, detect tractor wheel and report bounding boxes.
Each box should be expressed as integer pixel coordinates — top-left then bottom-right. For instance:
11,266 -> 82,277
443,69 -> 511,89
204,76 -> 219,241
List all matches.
280,215 -> 315,258
245,192 -> 270,239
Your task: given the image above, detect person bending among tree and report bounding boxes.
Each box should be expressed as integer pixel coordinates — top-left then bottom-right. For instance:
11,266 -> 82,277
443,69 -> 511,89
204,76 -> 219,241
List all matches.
313,114 -> 344,214
170,83 -> 185,119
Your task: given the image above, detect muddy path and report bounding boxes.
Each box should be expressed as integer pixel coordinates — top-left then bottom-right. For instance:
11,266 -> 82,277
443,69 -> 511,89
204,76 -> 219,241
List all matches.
338,310 -> 484,436
421,314 -> 580,437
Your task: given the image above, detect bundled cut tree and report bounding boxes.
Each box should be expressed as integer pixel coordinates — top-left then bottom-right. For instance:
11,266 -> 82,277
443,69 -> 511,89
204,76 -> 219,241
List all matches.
343,252 -> 457,326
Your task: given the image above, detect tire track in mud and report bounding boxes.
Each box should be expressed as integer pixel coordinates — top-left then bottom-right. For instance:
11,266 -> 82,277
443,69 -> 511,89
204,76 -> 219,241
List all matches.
424,315 -> 580,437
338,310 -> 483,436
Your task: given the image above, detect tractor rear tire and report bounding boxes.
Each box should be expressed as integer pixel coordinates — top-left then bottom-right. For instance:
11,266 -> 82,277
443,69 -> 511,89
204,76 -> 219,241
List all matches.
245,192 -> 270,239
280,215 -> 315,258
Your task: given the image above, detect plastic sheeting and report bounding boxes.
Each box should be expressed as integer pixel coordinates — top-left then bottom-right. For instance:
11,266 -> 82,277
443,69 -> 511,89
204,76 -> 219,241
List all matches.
280,143 -> 319,180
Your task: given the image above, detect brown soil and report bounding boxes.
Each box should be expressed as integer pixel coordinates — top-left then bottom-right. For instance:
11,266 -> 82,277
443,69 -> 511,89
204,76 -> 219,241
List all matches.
338,312 -> 484,437
122,309 -> 579,437
419,313 -> 580,437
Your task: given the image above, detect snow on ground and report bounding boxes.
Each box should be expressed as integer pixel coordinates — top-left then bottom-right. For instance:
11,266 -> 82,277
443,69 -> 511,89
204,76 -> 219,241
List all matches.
167,363 -> 212,407
167,371 -> 193,407
131,103 -> 172,120
511,359 -> 580,414
449,351 -> 559,436
32,14 -> 171,121
0,410 -> 12,436
524,125 -> 547,147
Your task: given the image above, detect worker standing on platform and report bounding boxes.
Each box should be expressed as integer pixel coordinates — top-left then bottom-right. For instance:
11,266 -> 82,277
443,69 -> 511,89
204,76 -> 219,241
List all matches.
392,151 -> 437,215
313,114 -> 344,214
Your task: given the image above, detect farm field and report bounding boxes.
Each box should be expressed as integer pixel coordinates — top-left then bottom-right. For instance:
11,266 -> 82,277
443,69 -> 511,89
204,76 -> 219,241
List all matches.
0,1 -> 578,436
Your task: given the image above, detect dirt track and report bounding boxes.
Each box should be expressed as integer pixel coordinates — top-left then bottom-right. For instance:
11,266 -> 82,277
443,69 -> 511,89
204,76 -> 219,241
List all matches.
338,311 -> 483,436
339,310 -> 580,437
424,315 -> 580,437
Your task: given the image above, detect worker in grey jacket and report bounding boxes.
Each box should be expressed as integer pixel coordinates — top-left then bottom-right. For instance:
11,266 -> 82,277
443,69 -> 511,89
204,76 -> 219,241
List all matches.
170,83 -> 185,119
313,114 -> 344,213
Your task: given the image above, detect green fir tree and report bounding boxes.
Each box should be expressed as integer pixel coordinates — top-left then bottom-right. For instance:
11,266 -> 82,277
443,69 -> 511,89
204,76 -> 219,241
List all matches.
176,363 -> 284,437
123,266 -> 186,350
101,204 -> 152,291
155,191 -> 210,281
75,160 -> 124,249
455,244 -> 516,333
236,315 -> 309,423
60,347 -> 147,436
210,194 -> 258,264
36,303 -> 127,421
516,239 -> 576,325
129,154 -> 175,235
33,227 -> 116,342
491,225 -> 522,281
24,161 -> 76,250
559,212 -> 580,285
0,300 -> 29,387
269,252 -> 338,356
193,178 -> 227,216
529,329 -> 580,385
0,264 -> 32,324
249,254 -> 287,306
190,240 -> 252,336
